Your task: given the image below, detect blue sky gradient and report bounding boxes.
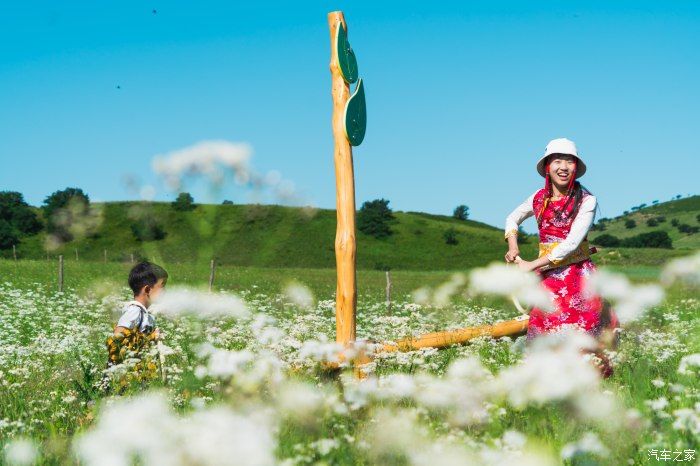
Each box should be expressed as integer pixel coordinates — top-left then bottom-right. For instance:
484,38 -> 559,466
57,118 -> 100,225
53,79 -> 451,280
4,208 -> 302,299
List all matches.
1,1 -> 698,231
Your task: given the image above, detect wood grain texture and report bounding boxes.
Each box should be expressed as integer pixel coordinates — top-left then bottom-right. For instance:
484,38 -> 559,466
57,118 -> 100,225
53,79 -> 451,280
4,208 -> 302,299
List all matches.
328,11 -> 357,346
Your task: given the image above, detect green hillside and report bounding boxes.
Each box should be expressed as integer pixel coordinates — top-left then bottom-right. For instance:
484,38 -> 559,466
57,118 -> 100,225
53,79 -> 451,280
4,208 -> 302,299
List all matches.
590,195 -> 700,250
7,202 -> 540,270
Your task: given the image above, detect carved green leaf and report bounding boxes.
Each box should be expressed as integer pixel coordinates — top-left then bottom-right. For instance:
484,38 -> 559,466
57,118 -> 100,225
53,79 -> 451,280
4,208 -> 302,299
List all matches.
335,23 -> 358,84
344,78 -> 366,146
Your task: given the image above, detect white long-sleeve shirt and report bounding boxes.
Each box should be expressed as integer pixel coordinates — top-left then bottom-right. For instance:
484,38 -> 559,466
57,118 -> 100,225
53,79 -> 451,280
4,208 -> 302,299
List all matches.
505,191 -> 597,264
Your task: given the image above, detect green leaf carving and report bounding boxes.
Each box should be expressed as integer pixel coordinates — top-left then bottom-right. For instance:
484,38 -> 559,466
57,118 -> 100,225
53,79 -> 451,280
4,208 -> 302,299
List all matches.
344,78 -> 366,146
335,23 -> 358,84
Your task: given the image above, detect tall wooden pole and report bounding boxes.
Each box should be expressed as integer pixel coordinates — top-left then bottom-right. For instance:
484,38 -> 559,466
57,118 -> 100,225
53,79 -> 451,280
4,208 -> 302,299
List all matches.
328,11 -> 357,346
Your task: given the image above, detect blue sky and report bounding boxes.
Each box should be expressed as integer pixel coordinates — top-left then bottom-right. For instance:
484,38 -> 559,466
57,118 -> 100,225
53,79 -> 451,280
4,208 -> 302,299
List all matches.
1,0 -> 698,232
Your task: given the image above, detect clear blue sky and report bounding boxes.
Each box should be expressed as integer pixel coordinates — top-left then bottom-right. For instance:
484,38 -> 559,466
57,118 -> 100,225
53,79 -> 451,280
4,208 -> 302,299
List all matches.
1,0 -> 698,231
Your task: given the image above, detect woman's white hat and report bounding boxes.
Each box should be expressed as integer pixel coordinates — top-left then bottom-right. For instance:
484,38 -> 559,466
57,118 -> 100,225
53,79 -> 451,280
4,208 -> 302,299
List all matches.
536,137 -> 587,178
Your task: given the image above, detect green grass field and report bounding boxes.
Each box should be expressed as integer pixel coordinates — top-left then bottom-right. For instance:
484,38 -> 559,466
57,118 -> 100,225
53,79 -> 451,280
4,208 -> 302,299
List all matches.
0,257 -> 698,465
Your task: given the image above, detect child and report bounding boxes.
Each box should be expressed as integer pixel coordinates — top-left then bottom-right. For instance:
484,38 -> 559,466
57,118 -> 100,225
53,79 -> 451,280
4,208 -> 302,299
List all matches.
105,261 -> 168,387
113,261 -> 168,339
504,138 -> 619,377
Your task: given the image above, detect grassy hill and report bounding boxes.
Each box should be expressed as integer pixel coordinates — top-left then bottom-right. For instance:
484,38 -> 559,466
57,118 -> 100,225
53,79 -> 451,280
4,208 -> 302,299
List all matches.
7,202 -> 540,270
590,195 -> 700,250
6,195 -> 698,270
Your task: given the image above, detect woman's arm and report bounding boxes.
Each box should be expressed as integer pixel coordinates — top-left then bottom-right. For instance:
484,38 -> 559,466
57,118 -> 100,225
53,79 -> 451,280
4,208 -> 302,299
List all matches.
504,192 -> 536,262
546,195 -> 597,265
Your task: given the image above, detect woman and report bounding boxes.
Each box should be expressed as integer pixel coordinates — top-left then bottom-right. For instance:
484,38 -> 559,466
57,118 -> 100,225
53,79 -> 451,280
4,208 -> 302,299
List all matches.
504,138 -> 619,377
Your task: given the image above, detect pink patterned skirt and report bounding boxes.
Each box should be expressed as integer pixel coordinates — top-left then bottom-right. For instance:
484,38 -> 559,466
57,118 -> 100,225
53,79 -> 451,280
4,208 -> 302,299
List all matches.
527,259 -> 620,340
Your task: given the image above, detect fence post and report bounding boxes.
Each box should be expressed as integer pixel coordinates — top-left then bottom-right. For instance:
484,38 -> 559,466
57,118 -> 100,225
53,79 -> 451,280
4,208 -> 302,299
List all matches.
75,248 -> 78,261
208,259 -> 216,292
385,270 -> 392,313
130,253 -> 134,264
104,249 -> 107,263
13,244 -> 17,261
58,255 -> 64,292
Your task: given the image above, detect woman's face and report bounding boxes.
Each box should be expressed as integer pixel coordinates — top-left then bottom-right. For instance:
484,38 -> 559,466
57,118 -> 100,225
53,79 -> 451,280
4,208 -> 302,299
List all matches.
547,154 -> 576,188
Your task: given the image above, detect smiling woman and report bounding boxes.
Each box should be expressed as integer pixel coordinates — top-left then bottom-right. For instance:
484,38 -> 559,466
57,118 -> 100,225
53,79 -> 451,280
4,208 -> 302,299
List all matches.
504,138 -> 620,377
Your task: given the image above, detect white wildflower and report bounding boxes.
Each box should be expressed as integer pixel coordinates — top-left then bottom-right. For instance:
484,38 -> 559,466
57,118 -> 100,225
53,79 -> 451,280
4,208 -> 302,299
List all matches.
469,263 -> 552,311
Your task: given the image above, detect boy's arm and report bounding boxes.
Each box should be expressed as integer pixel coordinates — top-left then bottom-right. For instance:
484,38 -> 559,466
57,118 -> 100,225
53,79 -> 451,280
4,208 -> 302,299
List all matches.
113,326 -> 130,335
114,306 -> 141,335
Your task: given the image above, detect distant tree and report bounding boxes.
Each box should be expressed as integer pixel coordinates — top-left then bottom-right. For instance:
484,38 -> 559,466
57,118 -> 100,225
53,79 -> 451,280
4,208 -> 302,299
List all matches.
671,219 -> 680,227
696,214 -> 700,223
625,219 -> 636,229
172,192 -> 195,211
622,231 -> 672,249
0,191 -> 42,236
0,219 -> 19,250
639,203 -> 647,210
443,228 -> 458,245
652,200 -> 659,205
593,234 -> 621,247
656,216 -> 666,223
646,218 -> 658,227
452,205 -> 469,221
623,211 -> 630,215
357,199 -> 395,238
222,200 -> 234,205
677,224 -> 699,235
675,194 -> 682,200
130,218 -> 167,241
42,187 -> 90,242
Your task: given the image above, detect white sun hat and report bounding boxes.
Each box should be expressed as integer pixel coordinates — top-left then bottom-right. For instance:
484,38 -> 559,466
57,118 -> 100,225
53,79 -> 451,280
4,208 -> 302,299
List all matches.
536,137 -> 587,178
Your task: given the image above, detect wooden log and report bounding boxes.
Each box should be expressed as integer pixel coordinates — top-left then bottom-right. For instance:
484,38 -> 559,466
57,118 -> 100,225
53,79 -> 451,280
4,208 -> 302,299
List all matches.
328,11 -> 357,346
381,317 -> 529,352
323,317 -> 529,375
58,255 -> 64,292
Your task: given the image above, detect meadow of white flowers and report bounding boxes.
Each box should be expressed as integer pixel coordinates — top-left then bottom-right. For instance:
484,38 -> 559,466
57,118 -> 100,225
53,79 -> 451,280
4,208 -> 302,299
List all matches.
0,253 -> 698,465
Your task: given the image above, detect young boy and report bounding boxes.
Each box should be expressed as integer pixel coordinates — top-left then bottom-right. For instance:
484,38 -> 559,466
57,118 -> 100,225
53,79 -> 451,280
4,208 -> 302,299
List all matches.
114,261 -> 168,339
103,261 -> 168,391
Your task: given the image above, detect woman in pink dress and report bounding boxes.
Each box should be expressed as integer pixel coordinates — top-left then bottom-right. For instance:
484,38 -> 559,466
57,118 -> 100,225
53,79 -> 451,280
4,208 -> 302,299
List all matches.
504,138 -> 619,377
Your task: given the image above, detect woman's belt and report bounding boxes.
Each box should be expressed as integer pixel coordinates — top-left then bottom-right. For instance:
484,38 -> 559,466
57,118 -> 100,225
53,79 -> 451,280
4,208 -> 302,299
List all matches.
538,240 -> 595,270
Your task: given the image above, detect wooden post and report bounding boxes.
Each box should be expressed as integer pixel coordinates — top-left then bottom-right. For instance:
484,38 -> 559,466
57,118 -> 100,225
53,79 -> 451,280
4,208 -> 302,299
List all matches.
208,259 -> 216,292
103,249 -> 107,263
385,270 -> 392,313
58,255 -> 64,292
75,248 -> 78,261
12,244 -> 17,261
130,253 -> 134,264
329,11 -> 357,346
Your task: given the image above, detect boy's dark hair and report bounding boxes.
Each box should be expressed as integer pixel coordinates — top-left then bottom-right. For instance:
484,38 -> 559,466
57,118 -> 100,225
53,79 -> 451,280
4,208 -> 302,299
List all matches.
128,261 -> 168,295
